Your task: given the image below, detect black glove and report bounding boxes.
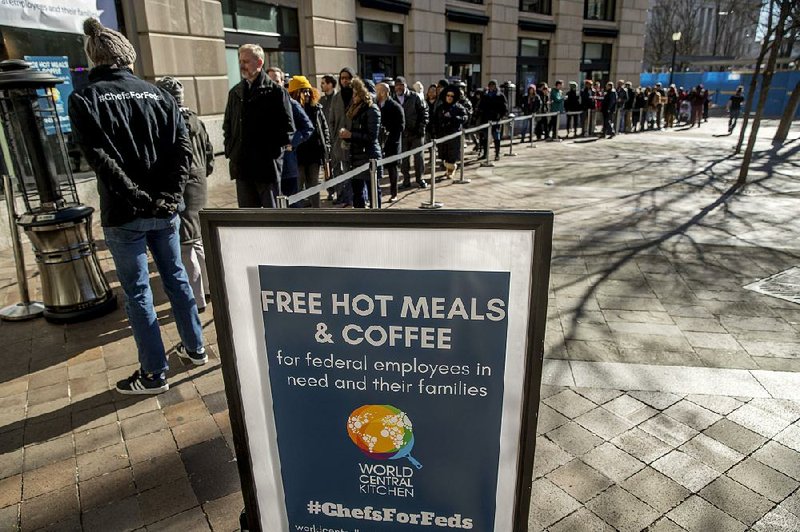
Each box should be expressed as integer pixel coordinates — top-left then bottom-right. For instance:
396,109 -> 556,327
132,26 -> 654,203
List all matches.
130,189 -> 153,216
151,197 -> 178,218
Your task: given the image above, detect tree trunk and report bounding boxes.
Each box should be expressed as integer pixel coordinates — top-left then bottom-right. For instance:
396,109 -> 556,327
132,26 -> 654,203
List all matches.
736,1 -> 776,154
773,80 -> 800,145
738,0 -> 791,184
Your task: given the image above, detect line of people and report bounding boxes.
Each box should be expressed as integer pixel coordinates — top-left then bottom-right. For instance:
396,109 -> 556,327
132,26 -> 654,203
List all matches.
222,44 -> 513,208
518,79 -> 745,140
65,20 -> 750,394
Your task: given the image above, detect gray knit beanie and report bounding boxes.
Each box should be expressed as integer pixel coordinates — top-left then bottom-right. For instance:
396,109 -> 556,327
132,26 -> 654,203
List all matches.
156,77 -> 184,106
83,18 -> 136,67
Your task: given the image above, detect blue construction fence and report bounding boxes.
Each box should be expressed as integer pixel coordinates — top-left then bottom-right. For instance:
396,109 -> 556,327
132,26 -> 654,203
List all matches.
640,71 -> 800,119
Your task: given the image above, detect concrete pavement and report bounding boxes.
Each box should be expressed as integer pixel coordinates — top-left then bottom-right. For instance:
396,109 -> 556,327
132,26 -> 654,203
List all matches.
0,117 -> 799,530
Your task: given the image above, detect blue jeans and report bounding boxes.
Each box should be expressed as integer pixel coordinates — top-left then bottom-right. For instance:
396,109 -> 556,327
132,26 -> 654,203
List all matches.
104,214 -> 204,374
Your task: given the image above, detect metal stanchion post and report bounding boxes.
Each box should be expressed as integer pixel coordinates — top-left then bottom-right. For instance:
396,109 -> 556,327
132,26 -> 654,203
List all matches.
480,123 -> 494,167
420,143 -> 442,209
508,117 -> 516,157
0,173 -> 44,321
456,128 -> 470,184
555,113 -> 561,141
369,159 -> 379,209
530,115 -> 535,147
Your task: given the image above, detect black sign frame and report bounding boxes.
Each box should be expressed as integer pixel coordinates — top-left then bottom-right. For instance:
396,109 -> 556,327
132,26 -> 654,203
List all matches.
200,209 -> 554,532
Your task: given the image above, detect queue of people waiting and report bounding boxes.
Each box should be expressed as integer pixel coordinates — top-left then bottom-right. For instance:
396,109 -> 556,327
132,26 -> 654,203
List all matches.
223,44 -> 748,211
223,44 -> 513,209
66,23 -> 749,395
518,79 -> 744,140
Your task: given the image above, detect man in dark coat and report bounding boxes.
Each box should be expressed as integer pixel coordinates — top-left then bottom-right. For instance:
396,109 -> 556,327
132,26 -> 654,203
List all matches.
580,79 -> 595,136
69,18 -> 206,395
376,82 -> 405,202
601,82 -> 617,138
477,80 -> 508,161
223,43 -> 295,208
393,76 -> 429,189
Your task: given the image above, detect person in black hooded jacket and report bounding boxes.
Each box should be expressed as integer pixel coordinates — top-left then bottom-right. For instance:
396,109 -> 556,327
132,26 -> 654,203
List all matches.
69,18 -> 206,395
477,80 -> 508,161
433,85 -> 468,179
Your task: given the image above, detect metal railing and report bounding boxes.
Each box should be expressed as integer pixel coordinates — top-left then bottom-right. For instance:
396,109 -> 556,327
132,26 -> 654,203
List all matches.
275,109 -> 620,210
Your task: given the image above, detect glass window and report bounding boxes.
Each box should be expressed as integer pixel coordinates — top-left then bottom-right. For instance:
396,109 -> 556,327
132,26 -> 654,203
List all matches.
519,39 -> 549,58
584,0 -> 615,21
279,7 -> 299,37
447,31 -> 481,55
358,20 -> 403,46
268,50 -> 301,78
582,42 -> 611,60
225,47 -> 240,89
519,0 -> 552,15
221,0 -> 235,29
235,0 -> 278,33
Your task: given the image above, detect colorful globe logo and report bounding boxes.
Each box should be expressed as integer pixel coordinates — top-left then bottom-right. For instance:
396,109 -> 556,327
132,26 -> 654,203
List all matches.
347,405 -> 422,469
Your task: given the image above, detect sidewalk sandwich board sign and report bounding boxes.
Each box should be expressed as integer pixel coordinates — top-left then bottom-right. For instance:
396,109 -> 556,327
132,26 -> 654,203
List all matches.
201,210 -> 553,532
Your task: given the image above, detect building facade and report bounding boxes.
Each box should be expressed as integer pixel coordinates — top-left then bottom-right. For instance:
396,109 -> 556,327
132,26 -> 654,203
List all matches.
1,0 -> 646,152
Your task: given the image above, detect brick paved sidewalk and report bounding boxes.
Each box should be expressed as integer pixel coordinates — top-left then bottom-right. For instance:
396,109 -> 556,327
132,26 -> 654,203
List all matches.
532,384 -> 800,531
0,117 -> 798,530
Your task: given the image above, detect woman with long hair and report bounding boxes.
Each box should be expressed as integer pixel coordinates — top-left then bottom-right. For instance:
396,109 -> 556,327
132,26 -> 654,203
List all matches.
289,76 -> 331,207
520,85 -> 541,142
425,84 -> 438,107
339,77 -> 382,208
433,85 -> 467,179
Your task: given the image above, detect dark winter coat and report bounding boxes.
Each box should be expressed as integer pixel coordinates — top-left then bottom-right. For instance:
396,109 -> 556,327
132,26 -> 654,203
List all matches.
282,98 -> 314,180
179,108 -> 213,243
623,88 -> 635,110
433,100 -> 467,137
222,69 -> 294,184
520,92 -> 539,115
349,102 -> 382,171
379,97 -> 405,157
434,100 -> 467,163
565,89 -> 581,112
602,89 -> 617,114
477,90 -> 508,123
296,103 -> 331,166
68,65 -> 191,227
580,87 -> 595,111
393,89 -> 428,139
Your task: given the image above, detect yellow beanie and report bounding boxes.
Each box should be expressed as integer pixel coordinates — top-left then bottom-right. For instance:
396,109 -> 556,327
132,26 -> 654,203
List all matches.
288,75 -> 312,93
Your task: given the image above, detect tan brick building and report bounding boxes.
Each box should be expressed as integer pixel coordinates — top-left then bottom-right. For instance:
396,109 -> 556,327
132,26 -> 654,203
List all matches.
1,0 -> 646,150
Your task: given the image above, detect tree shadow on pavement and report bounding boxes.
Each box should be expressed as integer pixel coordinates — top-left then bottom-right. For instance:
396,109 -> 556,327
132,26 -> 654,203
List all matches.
547,135 -> 800,357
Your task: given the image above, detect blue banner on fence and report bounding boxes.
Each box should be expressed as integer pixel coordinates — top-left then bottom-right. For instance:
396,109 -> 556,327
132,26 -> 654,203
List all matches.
258,265 -> 510,531
24,56 -> 73,135
640,71 -> 800,118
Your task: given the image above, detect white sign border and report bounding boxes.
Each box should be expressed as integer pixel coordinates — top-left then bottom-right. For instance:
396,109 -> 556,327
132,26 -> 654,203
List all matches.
216,224 -> 539,532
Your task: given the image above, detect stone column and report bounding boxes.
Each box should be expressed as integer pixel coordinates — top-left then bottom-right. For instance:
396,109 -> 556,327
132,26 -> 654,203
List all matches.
299,0 -> 358,86
484,0 -> 518,87
550,0 -> 584,85
124,0 -> 228,119
406,0 -> 447,87
614,0 -> 647,83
